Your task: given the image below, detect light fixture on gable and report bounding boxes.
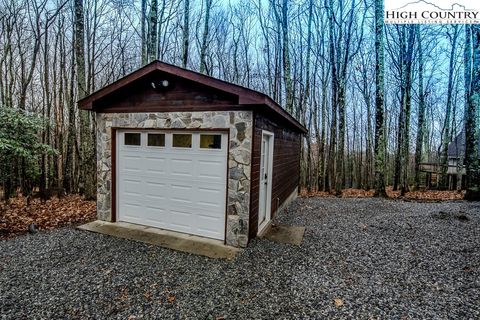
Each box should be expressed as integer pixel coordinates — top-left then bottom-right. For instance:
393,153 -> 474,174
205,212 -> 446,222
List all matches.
151,79 -> 171,91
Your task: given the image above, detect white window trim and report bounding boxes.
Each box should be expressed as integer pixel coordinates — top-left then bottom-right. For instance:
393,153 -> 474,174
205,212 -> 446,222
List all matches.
123,131 -> 142,147
199,133 -> 223,150
146,133 -> 166,148
171,133 -> 193,149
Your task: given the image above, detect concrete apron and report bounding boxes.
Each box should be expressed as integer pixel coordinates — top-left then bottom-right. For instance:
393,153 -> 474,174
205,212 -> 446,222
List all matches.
78,221 -> 241,260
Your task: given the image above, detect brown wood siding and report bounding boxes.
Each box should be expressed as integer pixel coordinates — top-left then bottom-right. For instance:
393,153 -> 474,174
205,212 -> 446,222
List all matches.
249,112 -> 301,239
93,70 -> 238,112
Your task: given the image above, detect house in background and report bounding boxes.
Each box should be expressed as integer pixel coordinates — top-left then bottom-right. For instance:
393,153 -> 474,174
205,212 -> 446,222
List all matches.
79,60 -> 306,248
420,131 -> 480,190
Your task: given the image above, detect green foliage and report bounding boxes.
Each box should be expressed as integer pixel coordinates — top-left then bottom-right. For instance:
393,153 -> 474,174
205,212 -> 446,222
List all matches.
0,107 -> 56,195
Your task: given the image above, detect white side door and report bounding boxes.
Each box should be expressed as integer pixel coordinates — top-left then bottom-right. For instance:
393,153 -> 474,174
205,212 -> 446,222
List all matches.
258,131 -> 274,233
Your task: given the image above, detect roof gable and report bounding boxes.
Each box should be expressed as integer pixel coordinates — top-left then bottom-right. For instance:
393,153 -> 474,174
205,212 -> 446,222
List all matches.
89,69 -> 239,111
448,131 -> 480,158
78,60 -> 307,133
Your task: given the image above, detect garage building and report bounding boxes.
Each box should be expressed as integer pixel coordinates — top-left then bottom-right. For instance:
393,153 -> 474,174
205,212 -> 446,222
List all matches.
79,60 -> 306,248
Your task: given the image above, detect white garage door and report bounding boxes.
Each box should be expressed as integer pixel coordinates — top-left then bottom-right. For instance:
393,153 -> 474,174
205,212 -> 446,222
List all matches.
117,130 -> 228,240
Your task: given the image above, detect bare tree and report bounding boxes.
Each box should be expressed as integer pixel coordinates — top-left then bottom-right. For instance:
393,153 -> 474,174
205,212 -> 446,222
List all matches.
199,0 -> 213,74
439,25 -> 459,188
465,25 -> 480,200
141,0 -> 147,64
147,0 -> 158,62
414,25 -> 426,190
182,0 -> 190,68
75,0 -> 95,199
373,0 -> 387,197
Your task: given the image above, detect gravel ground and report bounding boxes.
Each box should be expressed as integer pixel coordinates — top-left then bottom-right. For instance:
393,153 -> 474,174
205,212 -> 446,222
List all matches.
1,198 -> 479,319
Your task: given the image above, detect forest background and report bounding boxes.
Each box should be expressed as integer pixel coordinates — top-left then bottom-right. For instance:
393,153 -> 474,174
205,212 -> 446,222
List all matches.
0,0 -> 479,202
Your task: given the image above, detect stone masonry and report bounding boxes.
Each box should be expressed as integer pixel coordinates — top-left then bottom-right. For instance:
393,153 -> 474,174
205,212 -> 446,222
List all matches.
96,111 -> 252,247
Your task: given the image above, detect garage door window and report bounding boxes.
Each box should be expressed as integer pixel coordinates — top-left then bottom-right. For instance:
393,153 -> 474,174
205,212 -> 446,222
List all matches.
172,134 -> 192,148
147,133 -> 165,147
200,134 -> 222,149
124,133 -> 141,146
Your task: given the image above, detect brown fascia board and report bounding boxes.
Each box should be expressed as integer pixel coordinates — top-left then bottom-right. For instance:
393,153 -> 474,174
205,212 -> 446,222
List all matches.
78,60 -> 307,134
78,62 -> 158,110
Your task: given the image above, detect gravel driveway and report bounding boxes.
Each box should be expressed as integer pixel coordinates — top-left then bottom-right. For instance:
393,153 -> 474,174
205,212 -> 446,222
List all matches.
1,198 -> 479,319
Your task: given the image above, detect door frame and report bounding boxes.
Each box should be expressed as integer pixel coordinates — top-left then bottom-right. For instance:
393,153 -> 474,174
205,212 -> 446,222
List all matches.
258,130 -> 274,234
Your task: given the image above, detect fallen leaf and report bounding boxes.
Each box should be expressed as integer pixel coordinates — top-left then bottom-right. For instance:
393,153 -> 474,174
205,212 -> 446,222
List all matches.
167,294 -> 176,303
334,298 -> 344,307
144,290 -> 152,301
299,187 -> 465,201
0,195 -> 96,239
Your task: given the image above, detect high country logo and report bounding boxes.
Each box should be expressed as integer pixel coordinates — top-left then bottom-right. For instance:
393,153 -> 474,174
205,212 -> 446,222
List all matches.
385,0 -> 480,24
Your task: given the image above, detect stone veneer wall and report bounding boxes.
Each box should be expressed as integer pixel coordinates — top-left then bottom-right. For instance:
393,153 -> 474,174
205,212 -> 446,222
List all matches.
96,111 -> 252,247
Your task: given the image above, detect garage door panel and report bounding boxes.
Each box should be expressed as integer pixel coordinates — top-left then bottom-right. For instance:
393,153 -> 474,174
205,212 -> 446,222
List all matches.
197,185 -> 223,195
122,203 -> 144,219
170,158 -> 193,177
170,183 -> 193,197
122,179 -> 143,195
196,217 -> 224,237
118,131 -> 227,240
122,168 -> 142,175
122,156 -> 143,171
145,168 -> 167,176
196,200 -> 222,210
144,157 -> 167,173
195,201 -> 222,211
144,194 -> 167,202
197,159 -> 225,178
170,199 -> 194,208
143,207 -> 168,226
144,181 -> 168,199
144,205 -> 168,213
169,210 -> 194,231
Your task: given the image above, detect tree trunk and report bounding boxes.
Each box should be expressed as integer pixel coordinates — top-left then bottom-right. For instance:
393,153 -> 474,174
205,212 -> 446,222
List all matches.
325,0 -> 337,193
414,25 -> 426,190
75,0 -> 95,199
393,26 -> 406,191
335,0 -> 356,194
281,0 -> 294,114
373,0 -> 387,197
400,25 -> 415,195
465,25 -> 480,200
64,29 -> 77,194
440,25 -> 459,188
199,0 -> 213,74
141,0 -> 147,65
182,0 -> 190,68
147,0 -> 158,62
